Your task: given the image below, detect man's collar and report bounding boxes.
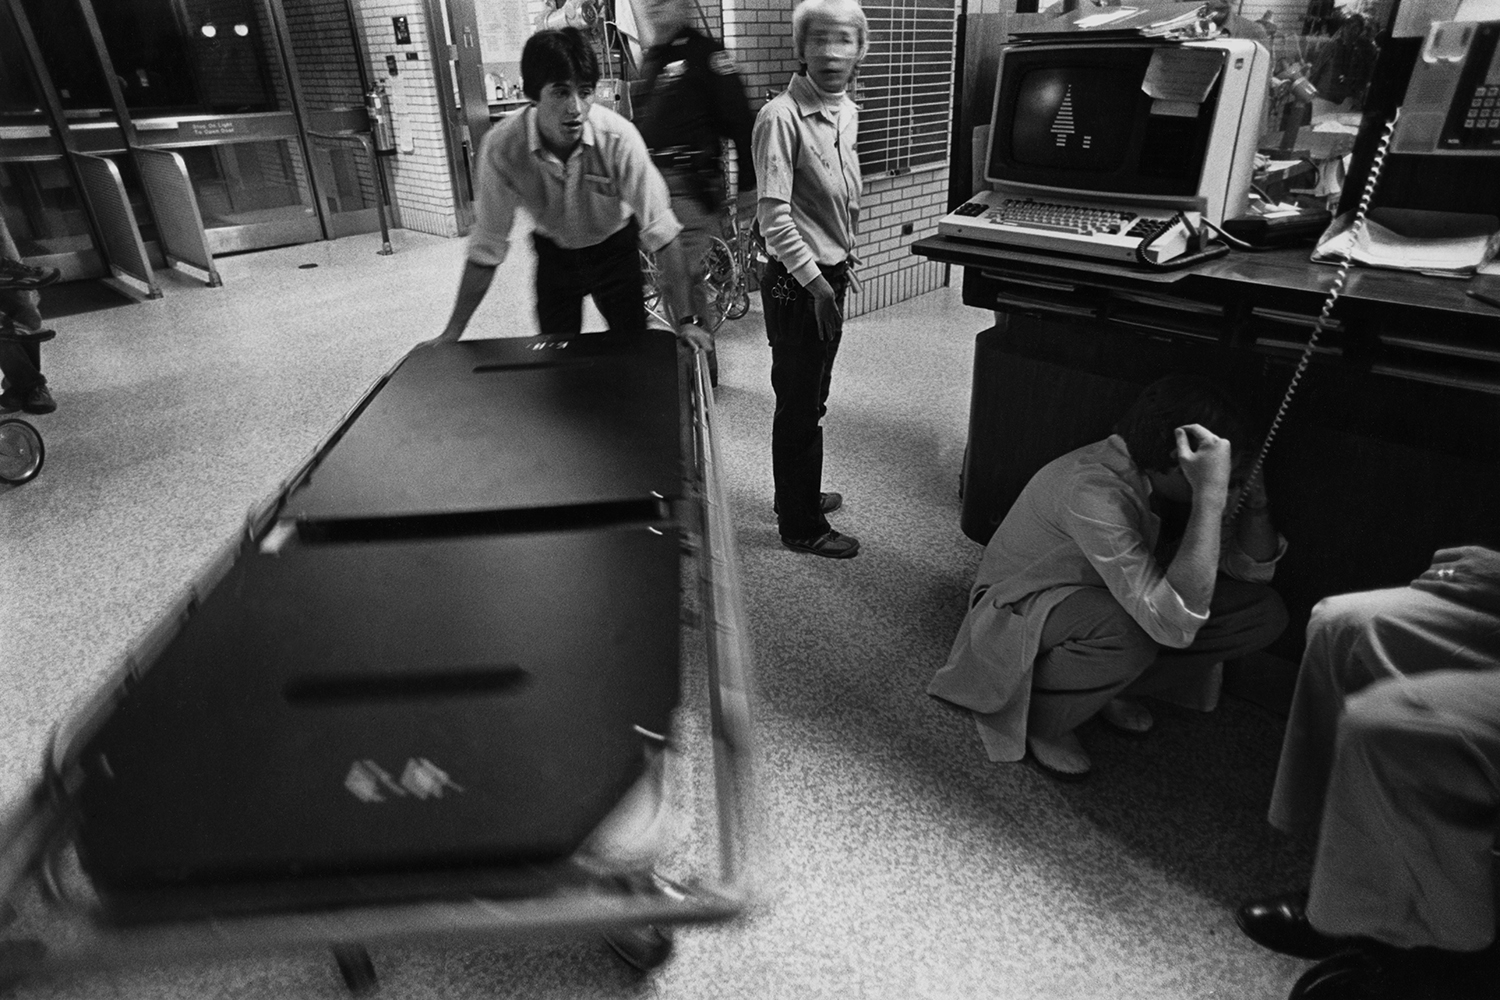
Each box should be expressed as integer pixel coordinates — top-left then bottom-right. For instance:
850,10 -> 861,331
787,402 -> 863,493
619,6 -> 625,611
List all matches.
526,104 -> 597,163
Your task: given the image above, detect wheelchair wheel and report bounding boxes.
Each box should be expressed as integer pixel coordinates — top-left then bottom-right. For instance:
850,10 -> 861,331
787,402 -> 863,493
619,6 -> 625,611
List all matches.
0,418 -> 44,485
724,286 -> 751,320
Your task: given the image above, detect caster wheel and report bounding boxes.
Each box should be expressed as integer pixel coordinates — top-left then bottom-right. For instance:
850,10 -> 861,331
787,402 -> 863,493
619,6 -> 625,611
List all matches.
332,944 -> 378,995
0,419 -> 43,485
602,923 -> 674,972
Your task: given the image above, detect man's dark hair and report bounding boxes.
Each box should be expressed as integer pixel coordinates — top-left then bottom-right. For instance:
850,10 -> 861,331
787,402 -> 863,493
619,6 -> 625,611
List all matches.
1113,374 -> 1255,474
521,28 -> 600,101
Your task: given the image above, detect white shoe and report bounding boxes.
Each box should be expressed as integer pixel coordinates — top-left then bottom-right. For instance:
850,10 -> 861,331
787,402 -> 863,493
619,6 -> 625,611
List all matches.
1027,731 -> 1091,780
1100,697 -> 1154,734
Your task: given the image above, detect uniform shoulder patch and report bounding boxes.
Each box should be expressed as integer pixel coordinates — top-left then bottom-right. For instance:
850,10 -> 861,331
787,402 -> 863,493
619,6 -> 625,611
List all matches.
709,50 -> 737,76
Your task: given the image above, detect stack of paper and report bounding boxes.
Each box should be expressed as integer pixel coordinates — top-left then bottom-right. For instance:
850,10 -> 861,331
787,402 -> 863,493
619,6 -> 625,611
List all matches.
1313,208 -> 1500,277
1010,3 -> 1222,43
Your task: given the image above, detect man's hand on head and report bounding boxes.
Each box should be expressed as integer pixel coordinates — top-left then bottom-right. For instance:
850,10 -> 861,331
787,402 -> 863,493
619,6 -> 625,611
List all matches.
1174,424 -> 1232,505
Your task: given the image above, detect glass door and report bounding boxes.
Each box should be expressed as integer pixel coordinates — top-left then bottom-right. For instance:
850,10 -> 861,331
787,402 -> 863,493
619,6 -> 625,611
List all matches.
91,0 -> 322,253
1,0 -> 107,276
281,0 -> 384,239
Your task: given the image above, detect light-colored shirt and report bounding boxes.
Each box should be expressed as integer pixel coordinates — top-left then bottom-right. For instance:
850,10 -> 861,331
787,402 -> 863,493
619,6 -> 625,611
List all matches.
466,103 -> 681,267
751,73 -> 860,288
970,434 -> 1283,646
928,434 -> 1286,762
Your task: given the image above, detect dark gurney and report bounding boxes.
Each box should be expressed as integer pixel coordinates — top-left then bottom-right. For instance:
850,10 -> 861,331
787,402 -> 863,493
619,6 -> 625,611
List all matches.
0,332 -> 756,990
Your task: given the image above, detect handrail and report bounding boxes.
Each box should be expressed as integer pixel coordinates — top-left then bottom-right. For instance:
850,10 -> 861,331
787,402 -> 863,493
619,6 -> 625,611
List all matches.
304,129 -> 392,256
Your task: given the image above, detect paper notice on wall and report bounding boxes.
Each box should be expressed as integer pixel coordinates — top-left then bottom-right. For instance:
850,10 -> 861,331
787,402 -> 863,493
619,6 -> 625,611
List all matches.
1141,47 -> 1223,105
476,0 -> 543,64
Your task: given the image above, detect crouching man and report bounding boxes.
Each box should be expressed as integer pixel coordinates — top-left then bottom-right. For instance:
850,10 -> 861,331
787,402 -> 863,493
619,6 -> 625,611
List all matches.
930,374 -> 1288,779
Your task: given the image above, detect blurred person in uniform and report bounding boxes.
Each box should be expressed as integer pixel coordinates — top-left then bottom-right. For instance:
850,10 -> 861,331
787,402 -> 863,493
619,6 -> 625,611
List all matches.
437,27 -> 709,351
752,0 -> 867,559
0,213 -> 59,415
634,0 -> 757,386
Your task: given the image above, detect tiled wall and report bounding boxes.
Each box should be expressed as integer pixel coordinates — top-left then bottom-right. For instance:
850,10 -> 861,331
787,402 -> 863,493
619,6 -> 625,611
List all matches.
352,0 -> 462,236
723,0 -> 952,317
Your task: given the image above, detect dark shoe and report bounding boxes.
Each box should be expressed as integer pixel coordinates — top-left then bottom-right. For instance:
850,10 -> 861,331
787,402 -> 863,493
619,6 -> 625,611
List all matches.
0,258 -> 60,289
0,325 -> 56,343
0,390 -> 20,413
773,492 -> 843,515
1236,889 -> 1346,960
1289,949 -> 1396,1000
781,529 -> 860,558
20,385 -> 55,415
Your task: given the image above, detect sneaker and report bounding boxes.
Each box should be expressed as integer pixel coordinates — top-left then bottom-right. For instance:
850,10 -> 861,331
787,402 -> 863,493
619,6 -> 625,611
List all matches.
1027,731 -> 1091,780
1099,697 -> 1154,735
773,492 -> 843,515
0,258 -> 61,290
781,529 -> 859,558
20,385 -> 54,414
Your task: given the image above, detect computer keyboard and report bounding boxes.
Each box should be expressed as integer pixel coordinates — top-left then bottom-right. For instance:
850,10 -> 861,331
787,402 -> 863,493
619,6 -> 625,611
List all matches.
940,192 -> 1191,264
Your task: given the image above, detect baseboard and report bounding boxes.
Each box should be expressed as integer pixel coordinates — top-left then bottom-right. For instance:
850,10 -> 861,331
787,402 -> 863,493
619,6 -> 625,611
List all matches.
1225,651 -> 1299,717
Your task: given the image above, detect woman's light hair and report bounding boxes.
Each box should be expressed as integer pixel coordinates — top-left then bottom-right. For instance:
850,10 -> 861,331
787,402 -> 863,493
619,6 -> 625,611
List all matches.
791,0 -> 870,62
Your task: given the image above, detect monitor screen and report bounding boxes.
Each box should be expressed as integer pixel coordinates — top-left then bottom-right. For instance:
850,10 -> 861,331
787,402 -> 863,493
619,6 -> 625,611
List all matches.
987,45 -> 1226,200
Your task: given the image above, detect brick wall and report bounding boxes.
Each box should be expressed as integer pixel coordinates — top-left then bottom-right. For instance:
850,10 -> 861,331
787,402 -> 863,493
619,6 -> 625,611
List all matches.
724,0 -> 951,317
351,0 -> 462,237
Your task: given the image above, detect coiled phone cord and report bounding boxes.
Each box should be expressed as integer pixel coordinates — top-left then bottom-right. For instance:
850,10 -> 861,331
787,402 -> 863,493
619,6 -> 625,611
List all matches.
1229,108 -> 1401,521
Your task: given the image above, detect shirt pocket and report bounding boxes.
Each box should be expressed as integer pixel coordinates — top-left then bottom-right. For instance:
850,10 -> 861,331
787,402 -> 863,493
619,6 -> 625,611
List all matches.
583,172 -> 619,199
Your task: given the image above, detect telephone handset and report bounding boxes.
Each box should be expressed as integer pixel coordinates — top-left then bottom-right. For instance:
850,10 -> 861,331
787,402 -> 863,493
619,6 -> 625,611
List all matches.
1229,111 -> 1402,521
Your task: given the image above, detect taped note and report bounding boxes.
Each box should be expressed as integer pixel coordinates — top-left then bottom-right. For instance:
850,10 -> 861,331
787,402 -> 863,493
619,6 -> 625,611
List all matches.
1141,47 -> 1223,104
1075,8 -> 1140,28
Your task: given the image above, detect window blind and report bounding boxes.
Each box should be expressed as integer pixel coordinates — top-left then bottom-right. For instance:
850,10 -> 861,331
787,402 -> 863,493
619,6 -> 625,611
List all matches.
855,0 -> 955,178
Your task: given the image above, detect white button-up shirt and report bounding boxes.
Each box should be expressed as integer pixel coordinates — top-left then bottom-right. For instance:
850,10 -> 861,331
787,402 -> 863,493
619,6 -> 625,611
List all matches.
466,103 -> 681,267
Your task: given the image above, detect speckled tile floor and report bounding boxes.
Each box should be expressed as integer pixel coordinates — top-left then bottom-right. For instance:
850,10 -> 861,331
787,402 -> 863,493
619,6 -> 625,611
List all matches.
0,229 -> 1315,999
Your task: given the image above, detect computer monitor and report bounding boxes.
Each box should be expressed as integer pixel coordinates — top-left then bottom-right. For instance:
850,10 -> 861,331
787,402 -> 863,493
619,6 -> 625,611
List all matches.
983,38 -> 1269,226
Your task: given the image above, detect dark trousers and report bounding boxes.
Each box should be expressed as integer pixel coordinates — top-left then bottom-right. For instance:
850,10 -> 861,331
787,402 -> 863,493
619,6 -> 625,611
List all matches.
1028,577 -> 1289,737
531,220 -> 645,336
0,218 -> 45,394
762,258 -> 847,539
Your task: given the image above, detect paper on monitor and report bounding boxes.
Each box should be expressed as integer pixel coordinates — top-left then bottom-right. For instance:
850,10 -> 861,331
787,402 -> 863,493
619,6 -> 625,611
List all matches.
1074,8 -> 1141,28
1141,47 -> 1224,104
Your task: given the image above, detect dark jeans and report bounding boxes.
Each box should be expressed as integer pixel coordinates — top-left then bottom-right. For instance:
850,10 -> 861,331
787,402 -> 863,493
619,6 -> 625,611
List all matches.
531,219 -> 645,335
762,257 -> 848,539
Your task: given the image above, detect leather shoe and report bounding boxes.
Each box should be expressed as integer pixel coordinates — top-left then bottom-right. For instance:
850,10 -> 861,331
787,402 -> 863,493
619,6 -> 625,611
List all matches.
0,325 -> 56,343
1236,889 -> 1346,959
781,529 -> 859,558
773,491 -> 843,515
20,385 -> 54,415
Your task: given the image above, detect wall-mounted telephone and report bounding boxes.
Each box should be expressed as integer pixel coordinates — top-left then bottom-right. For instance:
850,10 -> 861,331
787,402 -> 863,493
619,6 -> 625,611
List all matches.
1391,20 -> 1500,156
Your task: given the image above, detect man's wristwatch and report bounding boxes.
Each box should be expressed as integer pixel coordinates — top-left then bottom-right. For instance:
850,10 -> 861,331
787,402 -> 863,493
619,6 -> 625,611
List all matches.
677,314 -> 706,328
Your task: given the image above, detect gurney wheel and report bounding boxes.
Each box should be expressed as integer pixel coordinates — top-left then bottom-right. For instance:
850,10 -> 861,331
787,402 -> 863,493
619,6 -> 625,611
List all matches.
332,943 -> 378,995
0,419 -> 43,486
0,939 -> 46,993
602,923 -> 674,972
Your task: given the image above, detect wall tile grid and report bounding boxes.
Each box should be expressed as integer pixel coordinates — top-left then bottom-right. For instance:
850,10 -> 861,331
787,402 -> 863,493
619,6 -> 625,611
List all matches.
353,0 -> 461,236
723,0 -> 951,317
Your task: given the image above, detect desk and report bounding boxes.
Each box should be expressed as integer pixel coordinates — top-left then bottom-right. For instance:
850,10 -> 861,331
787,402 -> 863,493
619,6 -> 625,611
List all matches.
912,235 -> 1500,665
